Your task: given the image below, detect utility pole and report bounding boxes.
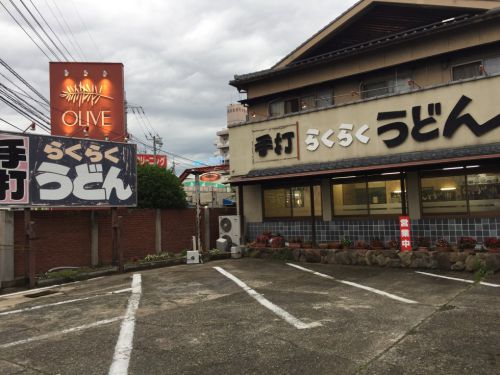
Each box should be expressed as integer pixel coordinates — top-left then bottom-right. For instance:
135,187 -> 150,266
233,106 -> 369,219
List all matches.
146,134 -> 163,166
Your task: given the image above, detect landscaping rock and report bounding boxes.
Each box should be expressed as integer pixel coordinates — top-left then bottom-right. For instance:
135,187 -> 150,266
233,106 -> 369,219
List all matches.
435,252 -> 452,270
451,261 -> 465,271
375,254 -> 388,267
399,252 -> 414,267
293,249 -> 301,262
465,255 -> 481,272
304,249 -> 321,263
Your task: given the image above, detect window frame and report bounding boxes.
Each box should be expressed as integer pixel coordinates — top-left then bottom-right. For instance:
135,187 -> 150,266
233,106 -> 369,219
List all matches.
262,183 -> 323,221
330,174 -> 405,218
419,166 -> 500,217
451,60 -> 483,82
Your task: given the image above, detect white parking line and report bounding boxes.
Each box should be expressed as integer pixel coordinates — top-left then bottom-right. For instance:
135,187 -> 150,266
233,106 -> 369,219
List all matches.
415,271 -> 500,287
109,274 -> 142,375
0,316 -> 123,349
214,266 -> 321,330
287,263 -> 418,304
0,288 -> 132,317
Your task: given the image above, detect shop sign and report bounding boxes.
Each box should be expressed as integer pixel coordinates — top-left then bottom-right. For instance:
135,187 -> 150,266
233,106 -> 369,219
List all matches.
0,131 -> 137,207
253,123 -> 298,163
49,62 -> 125,141
137,154 -> 167,168
305,95 -> 500,151
399,216 -> 412,252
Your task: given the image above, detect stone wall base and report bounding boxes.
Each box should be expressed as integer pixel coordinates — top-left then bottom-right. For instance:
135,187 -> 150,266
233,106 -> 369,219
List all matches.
245,247 -> 500,272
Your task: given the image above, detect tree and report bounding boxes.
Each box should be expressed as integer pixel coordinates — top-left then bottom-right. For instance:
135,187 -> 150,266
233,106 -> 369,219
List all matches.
137,164 -> 187,209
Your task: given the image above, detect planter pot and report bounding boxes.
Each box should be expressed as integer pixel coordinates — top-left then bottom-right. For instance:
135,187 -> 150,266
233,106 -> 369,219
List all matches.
318,243 -> 329,249
254,243 -> 267,248
328,242 -> 342,250
370,246 -> 385,251
288,243 -> 301,249
302,244 -> 312,249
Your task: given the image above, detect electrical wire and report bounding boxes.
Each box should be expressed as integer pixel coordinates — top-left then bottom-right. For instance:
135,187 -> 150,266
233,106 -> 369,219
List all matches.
0,58 -> 49,105
70,0 -> 102,60
0,0 -> 51,60
0,116 -> 25,132
19,0 -> 69,61
28,0 -> 76,61
48,0 -> 87,61
7,0 -> 62,60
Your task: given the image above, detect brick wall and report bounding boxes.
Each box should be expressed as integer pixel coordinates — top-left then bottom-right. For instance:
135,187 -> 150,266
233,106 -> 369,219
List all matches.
13,208 -> 229,277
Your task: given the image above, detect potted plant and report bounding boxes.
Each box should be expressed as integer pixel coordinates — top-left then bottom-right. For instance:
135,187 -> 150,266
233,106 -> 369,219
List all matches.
435,238 -> 451,252
386,239 -> 399,250
287,236 -> 302,248
484,237 -> 500,253
370,238 -> 385,250
341,238 -> 353,249
459,236 -> 477,252
416,237 -> 430,252
254,233 -> 270,248
328,240 -> 342,249
355,240 -> 368,249
270,234 -> 285,248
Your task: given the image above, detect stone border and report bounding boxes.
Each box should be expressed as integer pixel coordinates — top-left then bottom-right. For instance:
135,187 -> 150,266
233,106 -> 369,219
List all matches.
245,247 -> 500,272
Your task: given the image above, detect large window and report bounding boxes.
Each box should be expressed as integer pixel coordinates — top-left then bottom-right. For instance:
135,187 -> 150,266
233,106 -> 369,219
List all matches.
420,168 -> 500,215
451,56 -> 500,81
263,185 -> 322,219
361,76 -> 411,99
332,175 -> 404,216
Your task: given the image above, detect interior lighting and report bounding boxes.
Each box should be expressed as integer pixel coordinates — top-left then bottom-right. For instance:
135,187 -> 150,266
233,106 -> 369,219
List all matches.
64,69 -> 69,77
382,172 -> 400,175
332,175 -> 357,180
83,69 -> 88,77
393,190 -> 402,194
466,165 -> 480,169
440,187 -> 457,191
442,166 -> 464,170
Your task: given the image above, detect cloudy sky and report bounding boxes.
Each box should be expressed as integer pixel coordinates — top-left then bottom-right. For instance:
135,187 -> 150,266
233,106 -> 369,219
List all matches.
0,0 -> 358,170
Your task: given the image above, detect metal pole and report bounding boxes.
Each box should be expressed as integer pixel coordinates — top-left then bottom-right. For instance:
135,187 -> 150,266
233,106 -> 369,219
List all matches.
195,173 -> 201,252
153,136 -> 157,166
24,208 -> 35,288
310,185 -> 317,247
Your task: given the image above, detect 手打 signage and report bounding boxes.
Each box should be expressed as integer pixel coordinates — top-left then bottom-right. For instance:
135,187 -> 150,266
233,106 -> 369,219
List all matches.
0,131 -> 136,207
49,62 -> 125,141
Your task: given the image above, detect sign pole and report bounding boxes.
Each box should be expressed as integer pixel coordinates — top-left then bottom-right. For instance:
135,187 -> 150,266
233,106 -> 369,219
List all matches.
111,207 -> 119,269
24,208 -> 35,288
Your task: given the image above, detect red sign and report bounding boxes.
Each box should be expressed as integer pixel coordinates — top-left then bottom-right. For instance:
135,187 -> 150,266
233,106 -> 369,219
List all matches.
137,154 -> 167,168
399,216 -> 412,252
200,172 -> 222,182
49,62 -> 125,141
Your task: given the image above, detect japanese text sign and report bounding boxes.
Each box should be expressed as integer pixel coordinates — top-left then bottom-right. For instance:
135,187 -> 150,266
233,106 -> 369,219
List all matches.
252,123 -> 298,163
49,62 -> 125,141
0,131 -> 136,207
137,154 -> 167,168
399,216 -> 412,252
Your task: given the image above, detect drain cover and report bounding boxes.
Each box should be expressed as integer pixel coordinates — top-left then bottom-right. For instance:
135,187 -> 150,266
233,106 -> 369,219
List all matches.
24,290 -> 59,298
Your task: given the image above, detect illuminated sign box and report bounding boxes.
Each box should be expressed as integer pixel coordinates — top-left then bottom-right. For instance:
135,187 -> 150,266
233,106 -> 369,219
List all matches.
49,62 -> 125,141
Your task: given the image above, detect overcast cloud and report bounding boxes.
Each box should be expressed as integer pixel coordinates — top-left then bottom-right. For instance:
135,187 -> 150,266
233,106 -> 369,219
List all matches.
0,0 -> 357,170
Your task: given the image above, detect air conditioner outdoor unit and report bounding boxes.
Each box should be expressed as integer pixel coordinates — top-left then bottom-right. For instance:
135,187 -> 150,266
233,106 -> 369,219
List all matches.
219,215 -> 241,247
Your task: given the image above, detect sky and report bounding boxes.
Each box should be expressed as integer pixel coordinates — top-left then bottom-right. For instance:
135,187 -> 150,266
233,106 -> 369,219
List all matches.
0,0 -> 358,170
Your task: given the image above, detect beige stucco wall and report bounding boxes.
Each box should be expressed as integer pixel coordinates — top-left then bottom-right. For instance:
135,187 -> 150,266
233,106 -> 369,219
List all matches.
230,75 -> 500,177
243,185 -> 262,222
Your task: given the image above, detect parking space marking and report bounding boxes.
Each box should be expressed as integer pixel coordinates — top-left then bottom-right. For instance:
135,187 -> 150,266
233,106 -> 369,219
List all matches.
0,316 -> 123,349
109,274 -> 142,375
0,288 -> 132,317
415,271 -> 500,287
287,263 -> 418,304
214,266 -> 321,330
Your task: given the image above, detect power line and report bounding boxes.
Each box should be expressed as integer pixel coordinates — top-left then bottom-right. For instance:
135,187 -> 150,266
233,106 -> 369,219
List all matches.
70,0 -> 102,60
28,0 -> 76,61
47,0 -> 87,61
0,84 -> 50,124
42,0 -> 83,61
0,58 -> 49,105
7,0 -> 62,60
0,71 -> 50,109
19,0 -> 69,61
0,116 -> 25,132
0,0 -> 51,60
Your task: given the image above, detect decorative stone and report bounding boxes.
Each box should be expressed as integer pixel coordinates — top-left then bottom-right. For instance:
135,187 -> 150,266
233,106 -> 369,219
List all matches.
304,249 -> 321,263
375,254 -> 388,267
386,259 -> 401,268
451,261 -> 465,271
465,255 -> 481,272
399,252 -> 414,267
434,252 -> 452,270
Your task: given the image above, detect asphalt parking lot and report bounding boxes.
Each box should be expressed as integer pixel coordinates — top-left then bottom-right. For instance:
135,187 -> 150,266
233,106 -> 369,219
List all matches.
0,258 -> 499,375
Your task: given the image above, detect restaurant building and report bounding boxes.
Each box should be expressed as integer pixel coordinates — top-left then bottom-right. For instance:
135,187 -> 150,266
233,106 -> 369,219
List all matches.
228,0 -> 500,246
